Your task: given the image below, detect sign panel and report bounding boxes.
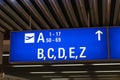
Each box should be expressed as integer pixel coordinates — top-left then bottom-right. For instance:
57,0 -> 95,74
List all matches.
109,27 -> 120,59
10,28 -> 108,62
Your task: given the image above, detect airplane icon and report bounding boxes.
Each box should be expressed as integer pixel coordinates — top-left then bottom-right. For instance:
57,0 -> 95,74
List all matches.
24,33 -> 35,43
25,36 -> 34,40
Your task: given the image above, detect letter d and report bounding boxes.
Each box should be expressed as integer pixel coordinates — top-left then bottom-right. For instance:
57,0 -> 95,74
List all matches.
58,48 -> 65,58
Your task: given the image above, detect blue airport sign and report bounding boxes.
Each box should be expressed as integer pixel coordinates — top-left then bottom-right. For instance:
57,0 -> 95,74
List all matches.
109,27 -> 120,59
10,28 -> 108,62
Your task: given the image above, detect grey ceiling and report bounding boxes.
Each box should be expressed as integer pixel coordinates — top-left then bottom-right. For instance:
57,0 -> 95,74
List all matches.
0,0 -> 120,80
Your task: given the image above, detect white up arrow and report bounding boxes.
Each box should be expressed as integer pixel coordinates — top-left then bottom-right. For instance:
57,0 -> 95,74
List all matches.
95,30 -> 103,41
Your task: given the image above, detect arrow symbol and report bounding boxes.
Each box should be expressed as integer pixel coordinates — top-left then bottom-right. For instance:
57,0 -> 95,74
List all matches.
95,30 -> 103,41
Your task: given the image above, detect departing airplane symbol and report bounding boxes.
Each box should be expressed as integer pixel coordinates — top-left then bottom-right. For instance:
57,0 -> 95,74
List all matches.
25,36 -> 34,40
95,30 -> 103,41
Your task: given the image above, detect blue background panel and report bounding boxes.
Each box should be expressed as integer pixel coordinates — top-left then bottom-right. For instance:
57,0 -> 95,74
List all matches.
109,27 -> 120,59
10,28 -> 108,62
